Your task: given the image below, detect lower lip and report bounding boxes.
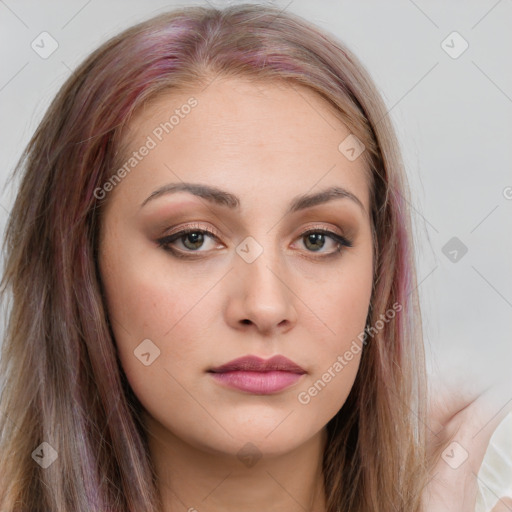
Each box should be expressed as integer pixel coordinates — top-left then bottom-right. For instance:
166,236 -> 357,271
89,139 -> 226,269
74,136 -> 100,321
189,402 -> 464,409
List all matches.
209,370 -> 304,394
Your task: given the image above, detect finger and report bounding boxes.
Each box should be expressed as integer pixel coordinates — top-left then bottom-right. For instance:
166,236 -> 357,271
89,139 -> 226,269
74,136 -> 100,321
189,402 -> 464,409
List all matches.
490,496 -> 512,512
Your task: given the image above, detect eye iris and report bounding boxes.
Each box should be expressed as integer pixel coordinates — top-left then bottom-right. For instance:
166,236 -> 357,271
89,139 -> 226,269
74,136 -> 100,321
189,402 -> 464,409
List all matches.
304,233 -> 325,251
183,232 -> 204,250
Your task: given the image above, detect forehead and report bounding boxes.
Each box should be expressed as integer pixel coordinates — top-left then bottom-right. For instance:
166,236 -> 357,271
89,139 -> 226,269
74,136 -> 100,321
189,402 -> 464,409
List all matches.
109,77 -> 372,214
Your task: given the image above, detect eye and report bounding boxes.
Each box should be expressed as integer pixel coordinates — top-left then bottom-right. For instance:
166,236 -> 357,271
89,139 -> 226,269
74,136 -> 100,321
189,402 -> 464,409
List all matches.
156,224 -> 353,259
156,225 -> 222,258
294,228 -> 353,256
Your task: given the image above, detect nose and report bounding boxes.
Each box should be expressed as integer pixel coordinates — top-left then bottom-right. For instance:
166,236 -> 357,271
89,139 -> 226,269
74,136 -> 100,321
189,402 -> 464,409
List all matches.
224,248 -> 298,336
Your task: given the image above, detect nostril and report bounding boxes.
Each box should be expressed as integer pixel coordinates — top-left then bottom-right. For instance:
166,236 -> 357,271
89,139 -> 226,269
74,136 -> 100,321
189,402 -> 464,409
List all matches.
241,319 -> 251,325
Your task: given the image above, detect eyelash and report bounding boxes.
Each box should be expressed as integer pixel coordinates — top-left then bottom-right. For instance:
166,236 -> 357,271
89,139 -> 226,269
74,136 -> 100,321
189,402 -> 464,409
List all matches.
156,224 -> 353,260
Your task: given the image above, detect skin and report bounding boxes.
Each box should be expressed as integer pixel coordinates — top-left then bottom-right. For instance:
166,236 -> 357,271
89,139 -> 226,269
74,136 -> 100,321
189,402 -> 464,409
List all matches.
98,77 -> 374,512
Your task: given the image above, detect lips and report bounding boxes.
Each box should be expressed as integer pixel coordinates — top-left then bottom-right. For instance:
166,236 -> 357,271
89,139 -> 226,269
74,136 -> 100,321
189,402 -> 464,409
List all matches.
208,355 -> 306,395
208,355 -> 306,374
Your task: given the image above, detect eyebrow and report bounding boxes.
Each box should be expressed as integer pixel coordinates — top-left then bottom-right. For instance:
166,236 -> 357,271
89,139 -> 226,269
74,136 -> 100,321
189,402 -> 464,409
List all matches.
140,182 -> 366,215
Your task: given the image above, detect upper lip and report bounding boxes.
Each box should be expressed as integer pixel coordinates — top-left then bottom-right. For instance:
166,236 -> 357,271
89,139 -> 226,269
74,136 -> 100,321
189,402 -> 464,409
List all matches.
208,355 -> 306,374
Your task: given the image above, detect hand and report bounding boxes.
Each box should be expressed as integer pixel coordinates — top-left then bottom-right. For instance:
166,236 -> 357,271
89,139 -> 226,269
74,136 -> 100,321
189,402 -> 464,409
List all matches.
422,373 -> 512,512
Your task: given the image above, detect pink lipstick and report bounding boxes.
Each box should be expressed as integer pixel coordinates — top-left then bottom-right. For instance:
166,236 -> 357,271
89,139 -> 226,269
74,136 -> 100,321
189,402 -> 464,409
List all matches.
208,355 -> 306,394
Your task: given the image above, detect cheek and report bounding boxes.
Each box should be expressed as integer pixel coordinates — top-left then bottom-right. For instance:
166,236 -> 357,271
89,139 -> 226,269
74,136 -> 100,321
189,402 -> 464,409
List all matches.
293,293 -> 367,428
100,258 -> 215,437
99,221 -> 208,341
100,252 -> 209,365
98,235 -> 195,385
327,274 -> 372,341
294,249 -> 372,419
317,250 -> 373,350
296,352 -> 361,427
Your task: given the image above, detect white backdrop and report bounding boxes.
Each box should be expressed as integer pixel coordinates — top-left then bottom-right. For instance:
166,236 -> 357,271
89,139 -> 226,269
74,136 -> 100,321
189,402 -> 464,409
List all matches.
1,0 -> 511,508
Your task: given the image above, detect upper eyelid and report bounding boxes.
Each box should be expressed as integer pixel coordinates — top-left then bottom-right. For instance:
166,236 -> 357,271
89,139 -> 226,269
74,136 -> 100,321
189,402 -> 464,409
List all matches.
160,223 -> 345,241
162,223 -> 222,240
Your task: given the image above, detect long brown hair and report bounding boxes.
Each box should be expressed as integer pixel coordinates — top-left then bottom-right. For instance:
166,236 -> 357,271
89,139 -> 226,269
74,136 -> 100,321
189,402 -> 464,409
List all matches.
0,4 -> 428,511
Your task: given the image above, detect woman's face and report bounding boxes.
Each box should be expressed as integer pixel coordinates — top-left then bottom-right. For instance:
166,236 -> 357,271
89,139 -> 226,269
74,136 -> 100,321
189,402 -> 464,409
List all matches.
98,77 -> 374,458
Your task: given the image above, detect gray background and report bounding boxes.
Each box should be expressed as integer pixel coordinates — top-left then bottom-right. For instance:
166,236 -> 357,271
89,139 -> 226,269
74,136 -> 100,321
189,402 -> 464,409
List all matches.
1,0 -> 511,470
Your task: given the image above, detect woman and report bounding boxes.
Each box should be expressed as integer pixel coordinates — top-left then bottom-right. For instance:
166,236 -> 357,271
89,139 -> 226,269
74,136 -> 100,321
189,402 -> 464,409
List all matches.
0,4 -> 509,511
